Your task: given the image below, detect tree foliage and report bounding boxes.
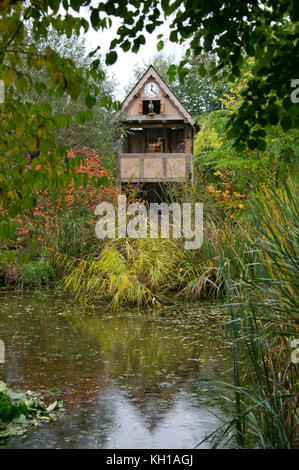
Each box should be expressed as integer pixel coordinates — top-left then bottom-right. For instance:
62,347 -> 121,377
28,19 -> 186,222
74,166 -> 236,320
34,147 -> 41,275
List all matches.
0,0 -> 298,236
89,0 -> 298,150
2,1 -> 297,146
26,28 -> 122,167
194,69 -> 299,195
0,2 -> 120,236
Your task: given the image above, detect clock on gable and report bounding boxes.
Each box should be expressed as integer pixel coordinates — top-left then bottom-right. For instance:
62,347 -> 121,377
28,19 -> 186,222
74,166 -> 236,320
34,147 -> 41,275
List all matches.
144,81 -> 159,97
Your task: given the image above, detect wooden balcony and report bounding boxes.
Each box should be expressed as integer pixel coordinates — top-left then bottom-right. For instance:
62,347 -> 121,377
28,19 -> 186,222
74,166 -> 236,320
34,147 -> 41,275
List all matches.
117,153 -> 193,184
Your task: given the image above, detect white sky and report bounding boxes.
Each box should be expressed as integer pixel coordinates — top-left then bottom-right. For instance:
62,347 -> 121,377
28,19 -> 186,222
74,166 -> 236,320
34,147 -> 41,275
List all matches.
80,7 -> 184,100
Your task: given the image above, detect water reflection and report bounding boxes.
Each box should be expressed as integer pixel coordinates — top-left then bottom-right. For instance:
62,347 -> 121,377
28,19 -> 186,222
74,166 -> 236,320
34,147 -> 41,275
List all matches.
0,292 -> 232,448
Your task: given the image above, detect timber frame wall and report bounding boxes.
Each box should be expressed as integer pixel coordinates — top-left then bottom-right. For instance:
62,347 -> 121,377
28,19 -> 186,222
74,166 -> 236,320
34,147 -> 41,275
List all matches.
117,66 -> 194,186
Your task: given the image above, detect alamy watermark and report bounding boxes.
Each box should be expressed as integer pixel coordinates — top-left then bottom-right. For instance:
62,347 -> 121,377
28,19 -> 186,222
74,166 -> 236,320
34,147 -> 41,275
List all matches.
95,195 -> 203,250
290,79 -> 299,104
290,338 -> 299,364
0,339 -> 4,364
0,80 -> 4,104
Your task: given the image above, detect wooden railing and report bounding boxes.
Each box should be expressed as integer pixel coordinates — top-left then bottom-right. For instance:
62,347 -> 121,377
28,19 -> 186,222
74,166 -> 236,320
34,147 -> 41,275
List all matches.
117,153 -> 192,184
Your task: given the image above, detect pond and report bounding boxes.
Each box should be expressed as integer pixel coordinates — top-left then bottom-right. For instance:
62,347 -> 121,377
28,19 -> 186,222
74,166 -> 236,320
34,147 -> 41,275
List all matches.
0,291 -> 233,449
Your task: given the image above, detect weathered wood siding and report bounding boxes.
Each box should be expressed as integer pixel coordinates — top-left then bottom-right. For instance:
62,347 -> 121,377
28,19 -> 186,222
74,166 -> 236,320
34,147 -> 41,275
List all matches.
118,153 -> 192,183
118,66 -> 194,186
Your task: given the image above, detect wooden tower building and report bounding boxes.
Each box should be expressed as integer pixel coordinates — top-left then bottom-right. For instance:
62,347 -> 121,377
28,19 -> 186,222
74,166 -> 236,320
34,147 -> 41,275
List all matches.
117,66 -> 194,189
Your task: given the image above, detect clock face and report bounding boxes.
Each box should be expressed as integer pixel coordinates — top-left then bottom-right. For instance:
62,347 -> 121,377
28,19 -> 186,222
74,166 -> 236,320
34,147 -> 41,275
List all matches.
144,82 -> 159,98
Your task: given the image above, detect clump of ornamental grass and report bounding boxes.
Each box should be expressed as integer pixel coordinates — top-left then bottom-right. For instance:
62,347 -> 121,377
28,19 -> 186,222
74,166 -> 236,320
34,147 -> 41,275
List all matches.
55,208 -> 259,308
56,229 -> 181,308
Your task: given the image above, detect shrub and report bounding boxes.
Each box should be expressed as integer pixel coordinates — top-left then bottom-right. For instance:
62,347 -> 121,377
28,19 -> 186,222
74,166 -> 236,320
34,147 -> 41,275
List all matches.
13,147 -> 119,258
20,261 -> 55,287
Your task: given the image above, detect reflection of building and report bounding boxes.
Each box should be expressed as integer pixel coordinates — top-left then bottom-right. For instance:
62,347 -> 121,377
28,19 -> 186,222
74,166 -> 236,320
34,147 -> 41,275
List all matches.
1,295 -> 232,448
117,66 -> 194,187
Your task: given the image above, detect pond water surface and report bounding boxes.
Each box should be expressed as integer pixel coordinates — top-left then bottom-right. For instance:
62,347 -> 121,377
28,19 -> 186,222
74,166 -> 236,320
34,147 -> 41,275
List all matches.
0,291 -> 233,448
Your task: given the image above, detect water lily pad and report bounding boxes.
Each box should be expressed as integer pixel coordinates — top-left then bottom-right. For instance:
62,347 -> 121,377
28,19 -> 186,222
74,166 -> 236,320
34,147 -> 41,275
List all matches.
0,382 -> 65,444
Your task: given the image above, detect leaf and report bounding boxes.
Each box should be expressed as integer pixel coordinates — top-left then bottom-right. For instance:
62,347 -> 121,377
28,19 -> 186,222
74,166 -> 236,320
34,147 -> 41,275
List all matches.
85,94 -> 97,109
161,0 -> 169,13
90,9 -> 100,29
169,30 -> 178,42
1,69 -> 15,86
105,51 -> 117,65
139,35 -> 145,45
157,40 -> 164,51
67,81 -> 81,100
91,58 -> 100,71
81,18 -> 89,33
15,75 -> 27,92
248,138 -> 257,150
146,24 -> 155,33
256,138 -> 266,151
46,401 -> 58,412
121,40 -> 131,52
268,110 -> 279,126
75,111 -> 87,124
280,115 -> 292,132
70,0 -> 81,12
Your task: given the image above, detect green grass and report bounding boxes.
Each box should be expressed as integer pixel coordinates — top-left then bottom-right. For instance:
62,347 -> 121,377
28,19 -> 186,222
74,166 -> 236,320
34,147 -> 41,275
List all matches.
20,261 -> 55,287
0,250 -> 55,288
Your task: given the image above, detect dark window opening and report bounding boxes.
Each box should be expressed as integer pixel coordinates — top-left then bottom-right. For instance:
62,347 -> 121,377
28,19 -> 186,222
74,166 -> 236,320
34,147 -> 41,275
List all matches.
127,129 -> 143,153
142,100 -> 161,114
169,127 -> 185,152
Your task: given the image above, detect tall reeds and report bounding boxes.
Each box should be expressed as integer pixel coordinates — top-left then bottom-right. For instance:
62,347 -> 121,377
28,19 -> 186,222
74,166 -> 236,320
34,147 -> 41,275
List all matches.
201,178 -> 299,448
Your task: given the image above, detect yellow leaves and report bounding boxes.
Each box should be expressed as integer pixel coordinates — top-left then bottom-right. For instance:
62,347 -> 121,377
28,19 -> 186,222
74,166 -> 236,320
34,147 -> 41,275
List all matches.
206,180 -> 247,218
220,63 -> 254,111
0,0 -> 11,13
37,125 -> 44,138
15,75 -> 28,92
220,92 -> 236,109
6,190 -> 18,202
1,69 -> 15,86
27,136 -> 36,152
10,146 -> 20,158
15,121 -> 25,137
194,121 -> 221,154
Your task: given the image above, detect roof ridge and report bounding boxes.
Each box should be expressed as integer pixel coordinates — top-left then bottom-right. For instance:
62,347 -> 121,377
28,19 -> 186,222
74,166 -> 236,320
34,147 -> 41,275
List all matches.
122,65 -> 193,124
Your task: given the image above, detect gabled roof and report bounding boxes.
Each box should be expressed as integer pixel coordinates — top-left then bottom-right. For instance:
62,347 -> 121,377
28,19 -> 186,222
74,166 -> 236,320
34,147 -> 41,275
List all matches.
122,65 -> 193,124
